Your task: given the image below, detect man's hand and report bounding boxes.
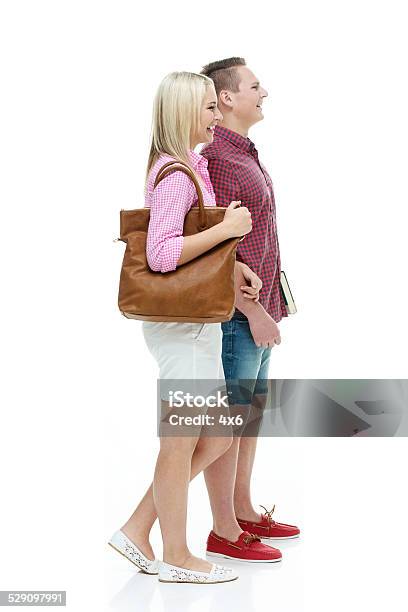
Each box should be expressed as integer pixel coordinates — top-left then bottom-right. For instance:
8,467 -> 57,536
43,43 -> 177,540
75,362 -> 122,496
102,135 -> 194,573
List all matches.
237,262 -> 262,302
247,308 -> 281,349
233,263 -> 281,348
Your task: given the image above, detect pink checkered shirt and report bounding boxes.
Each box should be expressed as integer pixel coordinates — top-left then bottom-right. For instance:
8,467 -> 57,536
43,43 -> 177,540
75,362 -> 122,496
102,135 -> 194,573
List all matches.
145,151 -> 216,272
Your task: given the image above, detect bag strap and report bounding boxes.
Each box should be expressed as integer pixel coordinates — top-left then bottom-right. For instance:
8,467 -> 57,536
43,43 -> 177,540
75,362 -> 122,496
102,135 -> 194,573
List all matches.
153,160 -> 207,231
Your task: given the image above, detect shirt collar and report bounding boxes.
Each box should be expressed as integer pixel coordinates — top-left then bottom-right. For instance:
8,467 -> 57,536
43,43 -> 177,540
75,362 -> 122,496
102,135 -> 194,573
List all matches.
189,149 -> 209,170
158,150 -> 208,171
214,125 -> 256,153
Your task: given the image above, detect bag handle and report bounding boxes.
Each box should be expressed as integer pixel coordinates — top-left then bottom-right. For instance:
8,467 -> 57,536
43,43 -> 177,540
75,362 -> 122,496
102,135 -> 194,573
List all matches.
154,160 -> 208,231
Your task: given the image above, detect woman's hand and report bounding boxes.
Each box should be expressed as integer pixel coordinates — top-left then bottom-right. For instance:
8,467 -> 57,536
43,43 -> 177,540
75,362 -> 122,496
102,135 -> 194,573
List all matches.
177,202 -> 250,267
237,262 -> 262,302
222,201 -> 252,238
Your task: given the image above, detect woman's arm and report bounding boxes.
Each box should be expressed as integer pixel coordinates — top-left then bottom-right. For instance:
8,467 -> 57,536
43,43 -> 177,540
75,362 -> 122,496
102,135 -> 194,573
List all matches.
146,171 -> 198,272
177,223 -> 231,265
177,201 -> 250,265
147,171 -> 251,272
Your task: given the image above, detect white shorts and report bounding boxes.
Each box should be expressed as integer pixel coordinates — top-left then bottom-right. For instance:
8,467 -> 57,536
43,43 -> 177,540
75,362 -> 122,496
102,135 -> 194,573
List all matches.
142,321 -> 224,380
143,321 -> 227,433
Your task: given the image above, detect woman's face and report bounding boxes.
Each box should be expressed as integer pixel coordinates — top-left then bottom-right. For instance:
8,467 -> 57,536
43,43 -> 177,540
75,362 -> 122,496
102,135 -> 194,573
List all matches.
191,84 -> 223,148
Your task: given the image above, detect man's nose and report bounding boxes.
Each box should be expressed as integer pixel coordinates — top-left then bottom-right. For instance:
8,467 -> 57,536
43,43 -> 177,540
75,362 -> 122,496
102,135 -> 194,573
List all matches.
261,87 -> 268,98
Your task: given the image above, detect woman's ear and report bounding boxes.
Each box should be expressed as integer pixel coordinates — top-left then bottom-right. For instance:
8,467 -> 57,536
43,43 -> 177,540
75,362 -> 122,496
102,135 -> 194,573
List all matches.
219,90 -> 233,108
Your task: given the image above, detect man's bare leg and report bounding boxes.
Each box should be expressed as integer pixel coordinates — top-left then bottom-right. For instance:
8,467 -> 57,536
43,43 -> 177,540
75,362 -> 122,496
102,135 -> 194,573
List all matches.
203,435 -> 244,541
234,393 -> 268,521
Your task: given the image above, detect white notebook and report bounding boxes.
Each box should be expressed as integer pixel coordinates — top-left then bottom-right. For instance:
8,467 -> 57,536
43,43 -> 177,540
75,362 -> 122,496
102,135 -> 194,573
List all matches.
280,271 -> 297,314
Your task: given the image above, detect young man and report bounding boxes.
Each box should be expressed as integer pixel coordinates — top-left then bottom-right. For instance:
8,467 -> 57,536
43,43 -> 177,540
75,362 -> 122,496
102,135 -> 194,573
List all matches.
200,58 -> 300,563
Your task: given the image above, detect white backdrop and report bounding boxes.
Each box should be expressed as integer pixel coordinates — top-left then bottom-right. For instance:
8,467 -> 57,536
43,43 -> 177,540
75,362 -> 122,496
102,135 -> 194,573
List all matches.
1,1 -> 407,611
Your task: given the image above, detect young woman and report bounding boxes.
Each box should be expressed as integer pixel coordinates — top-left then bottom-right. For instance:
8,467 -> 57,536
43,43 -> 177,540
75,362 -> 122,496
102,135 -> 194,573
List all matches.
109,72 -> 255,584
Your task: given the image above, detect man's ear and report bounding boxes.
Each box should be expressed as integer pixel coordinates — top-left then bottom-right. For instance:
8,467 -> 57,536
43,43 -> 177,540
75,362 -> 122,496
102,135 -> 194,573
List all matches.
219,90 -> 233,108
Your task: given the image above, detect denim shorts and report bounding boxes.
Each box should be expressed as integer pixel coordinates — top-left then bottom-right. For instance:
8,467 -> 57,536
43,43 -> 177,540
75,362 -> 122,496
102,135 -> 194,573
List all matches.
221,311 -> 271,406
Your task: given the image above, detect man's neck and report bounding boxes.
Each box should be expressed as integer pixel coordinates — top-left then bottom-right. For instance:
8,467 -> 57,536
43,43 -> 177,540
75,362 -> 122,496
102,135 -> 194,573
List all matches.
219,119 -> 250,139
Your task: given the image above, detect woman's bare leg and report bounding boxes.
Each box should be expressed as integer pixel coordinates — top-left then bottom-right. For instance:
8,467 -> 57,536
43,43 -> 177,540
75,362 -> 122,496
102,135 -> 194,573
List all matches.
121,436 -> 232,564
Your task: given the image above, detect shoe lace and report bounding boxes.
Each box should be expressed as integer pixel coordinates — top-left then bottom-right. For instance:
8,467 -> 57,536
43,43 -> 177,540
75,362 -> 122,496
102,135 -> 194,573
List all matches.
242,533 -> 261,546
260,504 -> 276,524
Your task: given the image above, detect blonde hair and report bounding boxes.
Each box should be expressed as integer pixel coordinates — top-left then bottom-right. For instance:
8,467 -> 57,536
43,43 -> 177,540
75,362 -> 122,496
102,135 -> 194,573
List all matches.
146,71 -> 214,181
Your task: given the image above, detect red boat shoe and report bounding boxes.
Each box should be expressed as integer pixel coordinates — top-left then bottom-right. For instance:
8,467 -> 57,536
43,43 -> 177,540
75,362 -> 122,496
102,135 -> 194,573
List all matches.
206,530 -> 282,563
237,505 -> 300,540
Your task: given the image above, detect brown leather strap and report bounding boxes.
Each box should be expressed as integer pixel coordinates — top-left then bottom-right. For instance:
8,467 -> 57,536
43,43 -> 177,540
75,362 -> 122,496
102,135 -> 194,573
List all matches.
154,160 -> 207,231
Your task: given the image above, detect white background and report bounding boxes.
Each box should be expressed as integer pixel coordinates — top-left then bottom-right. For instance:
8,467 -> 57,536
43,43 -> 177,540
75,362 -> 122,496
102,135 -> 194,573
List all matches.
1,1 -> 407,611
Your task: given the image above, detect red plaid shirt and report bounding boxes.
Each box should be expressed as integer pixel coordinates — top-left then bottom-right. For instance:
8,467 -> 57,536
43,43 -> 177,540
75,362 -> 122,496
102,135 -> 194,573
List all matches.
201,126 -> 288,322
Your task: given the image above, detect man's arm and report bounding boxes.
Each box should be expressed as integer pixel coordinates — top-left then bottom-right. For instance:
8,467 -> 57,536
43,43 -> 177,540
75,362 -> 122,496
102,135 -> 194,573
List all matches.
234,258 -> 281,349
207,157 -> 281,348
207,158 -> 244,262
207,158 -> 240,207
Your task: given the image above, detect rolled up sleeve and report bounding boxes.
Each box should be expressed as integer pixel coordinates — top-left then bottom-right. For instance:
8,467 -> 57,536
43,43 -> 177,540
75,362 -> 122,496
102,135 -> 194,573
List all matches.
207,158 -> 240,207
207,158 -> 244,262
146,171 -> 195,273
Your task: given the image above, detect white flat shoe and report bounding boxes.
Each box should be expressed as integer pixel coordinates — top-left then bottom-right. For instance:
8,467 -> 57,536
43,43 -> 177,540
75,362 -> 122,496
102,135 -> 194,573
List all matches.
158,561 -> 238,584
108,529 -> 159,574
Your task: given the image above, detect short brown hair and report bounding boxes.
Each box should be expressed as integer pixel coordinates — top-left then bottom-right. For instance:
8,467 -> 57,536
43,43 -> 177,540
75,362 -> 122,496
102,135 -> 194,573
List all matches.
201,57 -> 246,95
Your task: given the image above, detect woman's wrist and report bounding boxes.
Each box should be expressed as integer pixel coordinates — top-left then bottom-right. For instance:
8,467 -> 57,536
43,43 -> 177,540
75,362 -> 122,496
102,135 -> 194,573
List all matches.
215,220 -> 232,242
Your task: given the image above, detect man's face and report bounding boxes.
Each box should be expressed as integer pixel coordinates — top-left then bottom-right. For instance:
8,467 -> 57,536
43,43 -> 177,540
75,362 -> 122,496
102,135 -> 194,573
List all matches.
229,66 -> 268,129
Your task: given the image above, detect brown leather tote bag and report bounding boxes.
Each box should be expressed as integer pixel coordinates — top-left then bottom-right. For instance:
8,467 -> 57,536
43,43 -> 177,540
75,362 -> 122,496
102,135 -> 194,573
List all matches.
117,161 -> 240,323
